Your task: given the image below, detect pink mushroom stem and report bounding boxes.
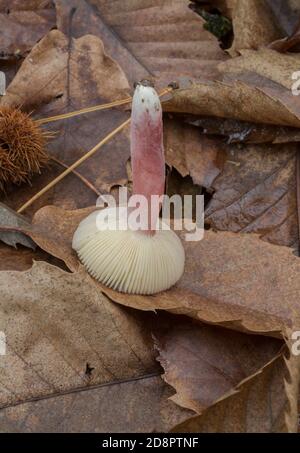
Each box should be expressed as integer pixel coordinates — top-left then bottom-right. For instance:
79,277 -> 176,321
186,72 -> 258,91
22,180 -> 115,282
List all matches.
130,83 -> 165,235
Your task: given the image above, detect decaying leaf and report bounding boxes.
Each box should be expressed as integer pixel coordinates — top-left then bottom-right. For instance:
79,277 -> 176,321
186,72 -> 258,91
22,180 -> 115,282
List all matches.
165,48 -> 300,128
171,318 -> 300,433
0,375 -> 192,433
229,0 -> 284,56
55,0 -> 227,87
0,242 -> 66,272
0,202 -> 35,249
0,0 -> 56,59
0,260 -> 196,431
0,29 -> 130,214
220,47 -> 300,91
8,205 -> 300,337
205,142 -> 299,250
0,261 -> 157,407
172,353 -> 293,432
164,118 -> 226,188
154,315 -> 283,414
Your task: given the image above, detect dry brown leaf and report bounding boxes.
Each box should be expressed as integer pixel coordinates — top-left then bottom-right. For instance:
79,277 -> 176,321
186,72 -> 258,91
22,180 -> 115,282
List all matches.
164,118 -> 225,188
55,0 -> 227,87
165,48 -> 300,128
154,314 -> 283,414
0,1 -> 56,59
229,0 -> 284,56
10,205 -> 300,337
171,319 -> 300,433
0,261 -> 156,406
220,47 -> 300,91
0,29 -> 131,215
0,374 -> 192,433
0,202 -> 35,249
0,260 -> 195,431
172,353 -> 293,432
0,242 -> 66,271
205,142 -> 299,250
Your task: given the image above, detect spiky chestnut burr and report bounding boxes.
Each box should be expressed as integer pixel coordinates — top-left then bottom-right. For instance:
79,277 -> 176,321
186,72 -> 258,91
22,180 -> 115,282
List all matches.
0,106 -> 49,190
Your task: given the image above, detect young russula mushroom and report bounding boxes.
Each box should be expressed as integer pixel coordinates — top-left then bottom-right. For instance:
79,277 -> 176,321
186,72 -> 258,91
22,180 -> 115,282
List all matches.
72,82 -> 185,294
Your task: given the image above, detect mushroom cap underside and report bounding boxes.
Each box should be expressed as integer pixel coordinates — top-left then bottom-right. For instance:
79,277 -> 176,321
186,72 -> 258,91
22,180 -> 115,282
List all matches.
72,209 -> 185,295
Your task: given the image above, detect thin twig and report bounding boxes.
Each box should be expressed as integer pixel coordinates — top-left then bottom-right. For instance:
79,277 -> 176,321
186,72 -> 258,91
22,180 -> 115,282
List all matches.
50,156 -> 101,196
36,97 -> 132,125
17,118 -> 131,213
35,86 -> 172,125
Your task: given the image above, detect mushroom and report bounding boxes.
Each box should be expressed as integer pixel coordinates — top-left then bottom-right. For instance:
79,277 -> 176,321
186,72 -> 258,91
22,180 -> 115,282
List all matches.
72,82 -> 185,294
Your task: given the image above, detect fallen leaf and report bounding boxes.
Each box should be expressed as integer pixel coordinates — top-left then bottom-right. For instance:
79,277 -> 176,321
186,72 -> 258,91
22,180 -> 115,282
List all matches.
164,49 -> 300,128
0,242 -> 67,271
0,1 -> 56,59
229,0 -> 284,56
12,205 -> 300,337
0,261 -> 158,409
0,375 -> 192,433
0,202 -> 35,249
172,320 -> 300,433
205,142 -> 299,251
220,47 -> 300,91
154,314 -> 283,414
172,353 -> 294,432
0,260 -> 197,431
164,119 -> 225,188
55,0 -> 227,87
0,29 -> 131,214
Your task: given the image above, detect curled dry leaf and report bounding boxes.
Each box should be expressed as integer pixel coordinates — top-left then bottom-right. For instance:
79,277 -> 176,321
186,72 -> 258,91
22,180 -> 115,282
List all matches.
165,48 -> 300,128
205,142 -> 299,251
0,202 -> 35,249
0,374 -> 192,433
171,321 -> 300,433
0,0 -> 56,59
164,118 -> 225,188
172,353 -> 293,432
0,260 -> 193,431
10,205 -> 300,337
219,47 -> 300,91
154,314 -> 283,414
229,0 -> 284,56
0,29 -> 130,214
0,202 -> 75,271
55,0 -> 227,87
